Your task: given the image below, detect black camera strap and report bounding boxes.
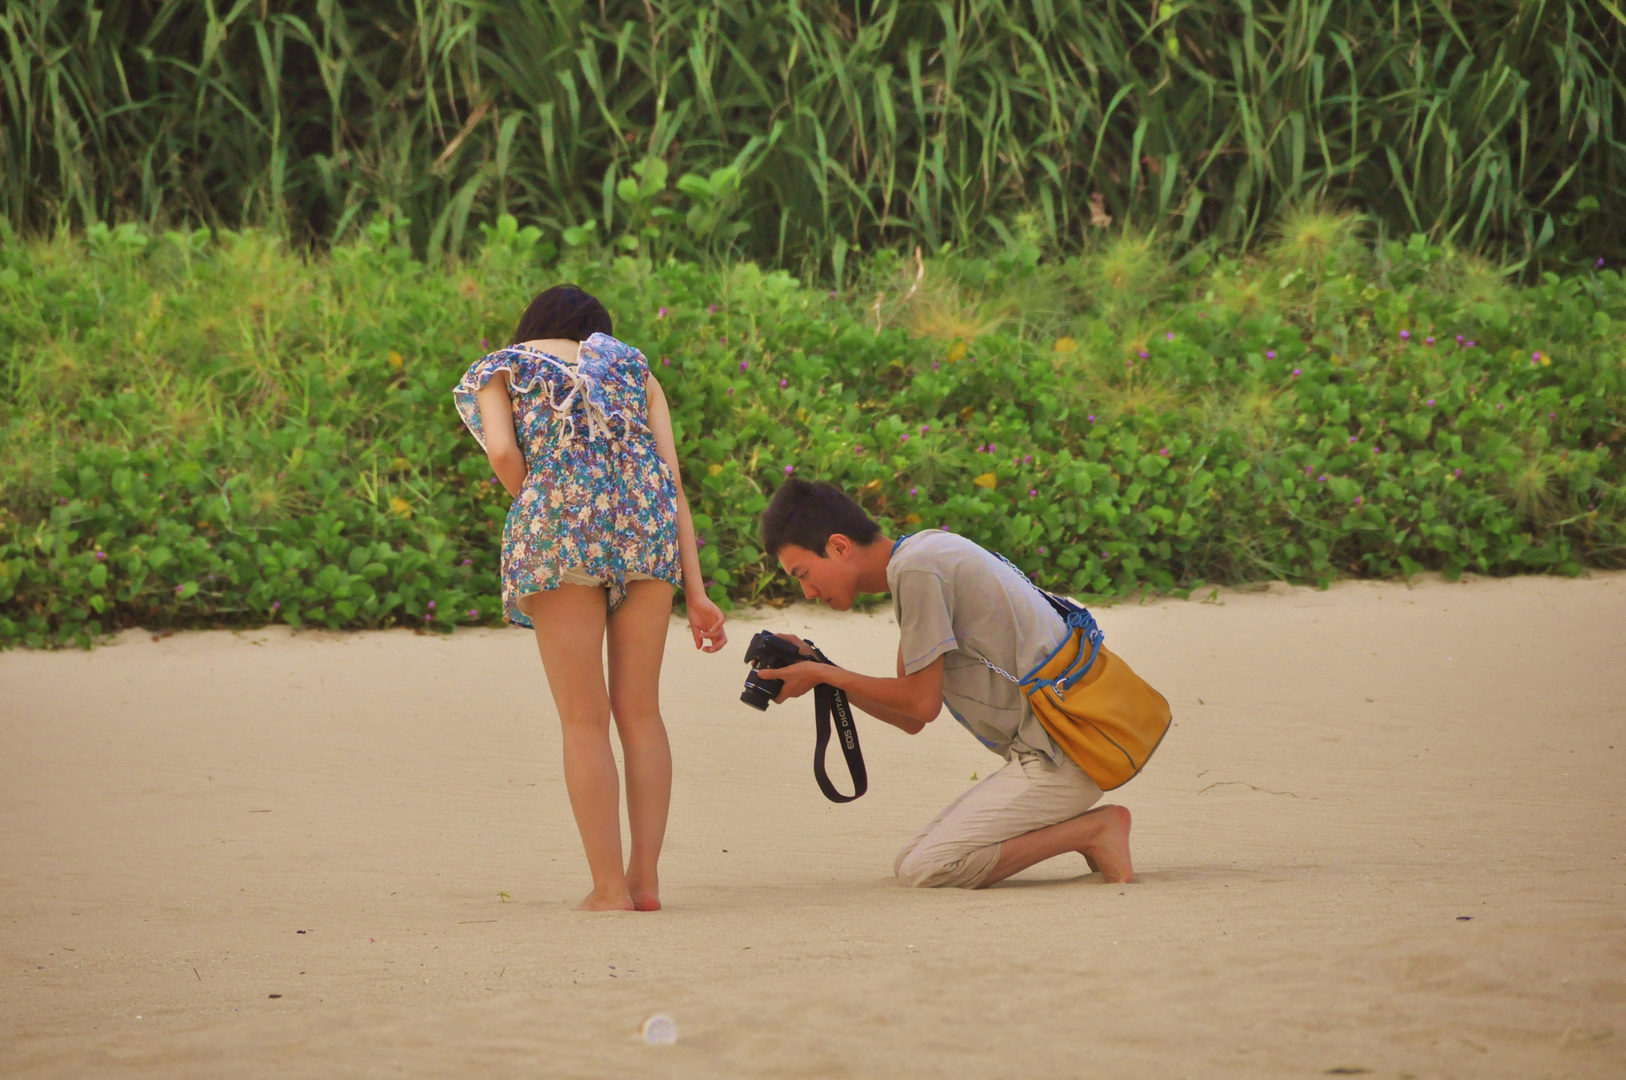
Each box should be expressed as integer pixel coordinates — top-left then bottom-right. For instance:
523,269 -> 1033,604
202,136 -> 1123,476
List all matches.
804,640 -> 868,803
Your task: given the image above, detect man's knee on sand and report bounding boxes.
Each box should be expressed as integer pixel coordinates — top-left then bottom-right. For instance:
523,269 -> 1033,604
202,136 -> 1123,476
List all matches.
893,839 -> 997,889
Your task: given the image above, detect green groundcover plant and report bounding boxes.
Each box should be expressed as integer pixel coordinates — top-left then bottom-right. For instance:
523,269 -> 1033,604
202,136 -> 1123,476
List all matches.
1,212 -> 1621,648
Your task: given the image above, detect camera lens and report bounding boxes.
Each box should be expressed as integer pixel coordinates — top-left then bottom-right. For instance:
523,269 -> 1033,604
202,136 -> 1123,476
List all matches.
740,670 -> 781,711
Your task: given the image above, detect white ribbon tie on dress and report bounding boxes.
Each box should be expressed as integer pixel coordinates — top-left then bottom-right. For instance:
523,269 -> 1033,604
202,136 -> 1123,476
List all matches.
539,348 -> 615,444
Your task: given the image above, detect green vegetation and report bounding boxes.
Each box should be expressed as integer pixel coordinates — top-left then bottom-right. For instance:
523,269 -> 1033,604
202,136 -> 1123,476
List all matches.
2,213 -> 1621,647
4,1 -> 1622,272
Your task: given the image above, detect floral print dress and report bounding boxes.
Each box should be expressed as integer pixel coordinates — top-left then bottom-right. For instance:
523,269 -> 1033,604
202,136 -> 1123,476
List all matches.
453,332 -> 682,626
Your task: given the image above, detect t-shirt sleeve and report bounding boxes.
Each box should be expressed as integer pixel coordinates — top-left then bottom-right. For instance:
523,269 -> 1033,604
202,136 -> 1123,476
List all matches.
894,568 -> 958,674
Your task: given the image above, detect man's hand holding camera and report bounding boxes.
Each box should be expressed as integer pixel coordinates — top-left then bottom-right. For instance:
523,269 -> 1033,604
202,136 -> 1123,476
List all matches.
749,633 -> 823,704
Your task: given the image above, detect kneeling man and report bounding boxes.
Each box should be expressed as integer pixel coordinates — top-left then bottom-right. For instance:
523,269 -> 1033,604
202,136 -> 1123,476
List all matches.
756,478 -> 1133,888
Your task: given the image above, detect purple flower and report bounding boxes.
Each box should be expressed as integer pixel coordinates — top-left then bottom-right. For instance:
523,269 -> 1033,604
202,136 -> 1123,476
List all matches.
1023,454 -> 1032,464
481,337 -> 488,348
1028,489 -> 1037,497
989,443 -> 997,452
427,600 -> 436,610
784,465 -> 794,475
899,434 -> 909,443
854,445 -> 865,454
1137,350 -> 1149,359
1349,436 -> 1357,443
1426,336 -> 1435,345
658,306 -> 669,318
1597,258 -> 1606,269
1427,398 -> 1435,406
461,558 -> 471,566
1400,330 -> 1411,340
1266,350 -> 1276,359
661,357 -> 670,367
1087,414 -> 1095,422
1465,340 -> 1476,348
1549,411 -> 1556,420
921,425 -> 930,435
95,551 -> 106,560
1372,447 -> 1380,454
174,584 -> 183,594
1165,332 -> 1174,341
1318,475 -> 1327,482
1038,546 -> 1048,555
1160,448 -> 1169,456
1292,368 -> 1301,377
1355,496 -> 1363,505
1532,352 -> 1542,362
272,601 -> 281,611
467,609 -> 479,618
779,378 -> 788,388
1497,403 -> 1504,410
697,537 -> 707,548
726,387 -> 734,395
909,487 -> 917,496
931,361 -> 940,371
720,336 -> 728,345
1456,334 -> 1465,343
977,444 -> 986,452
424,614 -> 432,622
739,359 -> 748,372
1453,468 -> 1462,478
708,304 -> 717,314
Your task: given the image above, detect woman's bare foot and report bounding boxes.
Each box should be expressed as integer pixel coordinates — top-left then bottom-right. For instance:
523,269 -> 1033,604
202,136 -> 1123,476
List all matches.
1077,804 -> 1133,883
627,874 -> 661,911
575,887 -> 635,912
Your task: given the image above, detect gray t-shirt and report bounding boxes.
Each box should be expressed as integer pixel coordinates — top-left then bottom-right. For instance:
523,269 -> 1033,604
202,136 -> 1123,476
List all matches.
888,531 -> 1070,761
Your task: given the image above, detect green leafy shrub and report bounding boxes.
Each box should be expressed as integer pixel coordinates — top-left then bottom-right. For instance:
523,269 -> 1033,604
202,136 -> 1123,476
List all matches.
1,220 -> 1622,648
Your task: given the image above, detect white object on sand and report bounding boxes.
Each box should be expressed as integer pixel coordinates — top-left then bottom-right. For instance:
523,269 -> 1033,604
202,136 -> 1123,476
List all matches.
640,1014 -> 678,1045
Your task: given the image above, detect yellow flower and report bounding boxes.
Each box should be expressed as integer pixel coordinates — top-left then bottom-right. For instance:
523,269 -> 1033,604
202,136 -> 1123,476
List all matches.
390,456 -> 410,471
388,350 -> 404,370
973,472 -> 997,490
389,496 -> 413,517
946,341 -> 968,362
708,463 -> 724,476
904,513 -> 923,525
1053,337 -> 1077,354
860,479 -> 883,494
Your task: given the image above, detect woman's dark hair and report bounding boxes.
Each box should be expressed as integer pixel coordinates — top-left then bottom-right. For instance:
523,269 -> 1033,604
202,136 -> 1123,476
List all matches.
510,284 -> 613,344
760,478 -> 881,556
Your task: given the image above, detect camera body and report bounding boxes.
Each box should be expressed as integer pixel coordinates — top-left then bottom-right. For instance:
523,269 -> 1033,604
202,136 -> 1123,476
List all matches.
740,630 -> 809,710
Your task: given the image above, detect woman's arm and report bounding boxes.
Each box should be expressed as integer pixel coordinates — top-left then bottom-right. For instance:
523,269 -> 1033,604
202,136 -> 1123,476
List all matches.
475,372 -> 527,497
645,373 -> 728,652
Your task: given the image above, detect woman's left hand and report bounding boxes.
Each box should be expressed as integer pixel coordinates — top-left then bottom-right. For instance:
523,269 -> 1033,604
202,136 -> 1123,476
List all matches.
686,592 -> 728,653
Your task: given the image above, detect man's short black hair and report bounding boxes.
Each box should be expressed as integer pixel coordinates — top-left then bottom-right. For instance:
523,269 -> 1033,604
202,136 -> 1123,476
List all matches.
760,478 -> 881,557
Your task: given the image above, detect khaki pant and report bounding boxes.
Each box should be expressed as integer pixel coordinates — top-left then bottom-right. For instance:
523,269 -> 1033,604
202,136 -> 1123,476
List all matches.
894,750 -> 1103,889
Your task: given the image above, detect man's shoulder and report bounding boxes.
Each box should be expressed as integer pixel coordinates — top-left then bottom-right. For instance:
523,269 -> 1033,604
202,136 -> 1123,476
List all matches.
891,529 -> 987,570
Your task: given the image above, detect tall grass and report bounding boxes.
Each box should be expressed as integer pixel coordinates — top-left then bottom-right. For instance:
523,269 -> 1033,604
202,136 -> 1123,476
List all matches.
3,1 -> 1622,273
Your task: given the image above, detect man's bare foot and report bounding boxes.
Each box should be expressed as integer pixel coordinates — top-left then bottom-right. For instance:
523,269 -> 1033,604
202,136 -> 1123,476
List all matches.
1078,804 -> 1133,883
575,888 -> 635,912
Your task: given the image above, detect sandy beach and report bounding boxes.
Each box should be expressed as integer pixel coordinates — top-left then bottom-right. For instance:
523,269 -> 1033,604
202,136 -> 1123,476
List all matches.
2,572 -> 1623,1079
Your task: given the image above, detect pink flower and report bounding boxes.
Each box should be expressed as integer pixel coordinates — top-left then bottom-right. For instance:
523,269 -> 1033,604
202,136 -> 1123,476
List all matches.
1165,332 -> 1174,341
1426,336 -> 1435,345
427,600 -> 436,610
657,306 -> 669,318
1400,330 -> 1410,340
661,357 -> 669,367
779,378 -> 788,388
921,425 -> 930,435
909,487 -> 917,495
739,360 -> 748,372
1266,350 -> 1276,359
1087,414 -> 1095,422
708,304 -> 717,313
1292,368 -> 1301,377
1137,350 -> 1149,359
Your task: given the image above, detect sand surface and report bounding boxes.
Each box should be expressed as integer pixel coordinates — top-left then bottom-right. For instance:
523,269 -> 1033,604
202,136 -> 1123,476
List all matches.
2,573 -> 1623,1079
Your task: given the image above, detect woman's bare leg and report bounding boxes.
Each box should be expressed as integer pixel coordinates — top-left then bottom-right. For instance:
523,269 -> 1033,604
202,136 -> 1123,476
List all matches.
606,579 -> 675,911
527,585 -> 631,911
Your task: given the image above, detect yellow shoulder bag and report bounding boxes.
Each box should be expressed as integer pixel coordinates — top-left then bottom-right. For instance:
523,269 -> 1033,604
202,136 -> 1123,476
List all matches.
986,554 -> 1172,791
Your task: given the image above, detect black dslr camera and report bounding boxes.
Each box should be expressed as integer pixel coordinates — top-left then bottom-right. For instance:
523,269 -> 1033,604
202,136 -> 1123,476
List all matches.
739,630 -> 810,710
738,630 -> 868,803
